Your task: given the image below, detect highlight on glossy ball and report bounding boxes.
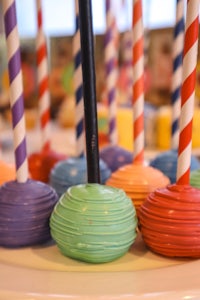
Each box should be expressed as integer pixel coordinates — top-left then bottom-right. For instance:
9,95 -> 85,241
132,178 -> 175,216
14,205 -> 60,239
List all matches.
50,183 -> 137,263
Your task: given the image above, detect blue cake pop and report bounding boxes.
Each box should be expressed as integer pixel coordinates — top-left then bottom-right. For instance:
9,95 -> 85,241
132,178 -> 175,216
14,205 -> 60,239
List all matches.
50,156 -> 111,197
150,149 -> 200,183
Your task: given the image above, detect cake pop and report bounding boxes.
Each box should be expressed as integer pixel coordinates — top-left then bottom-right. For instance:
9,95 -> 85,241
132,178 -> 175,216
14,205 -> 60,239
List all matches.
99,0 -> 133,172
50,0 -> 111,197
50,0 -> 137,263
28,0 -> 66,183
100,145 -> 133,172
139,0 -> 200,258
0,0 -> 58,248
190,169 -> 200,188
150,149 -> 200,183
106,0 -> 170,212
50,156 -> 111,198
0,160 -> 16,184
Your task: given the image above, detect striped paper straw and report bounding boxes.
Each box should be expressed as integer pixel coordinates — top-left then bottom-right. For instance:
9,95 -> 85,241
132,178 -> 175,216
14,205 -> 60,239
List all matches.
177,0 -> 199,185
73,0 -> 84,157
2,0 -> 28,183
36,0 -> 51,151
171,0 -> 185,149
105,0 -> 118,145
122,30 -> 133,105
132,0 -> 144,164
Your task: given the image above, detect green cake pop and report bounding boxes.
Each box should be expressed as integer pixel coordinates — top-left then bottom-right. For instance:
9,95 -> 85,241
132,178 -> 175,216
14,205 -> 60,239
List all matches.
50,0 -> 137,263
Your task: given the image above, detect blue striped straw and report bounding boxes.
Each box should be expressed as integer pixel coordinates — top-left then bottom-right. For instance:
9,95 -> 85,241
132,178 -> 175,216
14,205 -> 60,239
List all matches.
73,0 -> 84,157
105,0 -> 118,145
171,0 -> 184,149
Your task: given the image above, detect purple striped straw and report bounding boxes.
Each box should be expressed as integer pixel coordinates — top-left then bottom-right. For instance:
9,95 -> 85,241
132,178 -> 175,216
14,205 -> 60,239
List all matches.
3,0 -> 28,182
171,0 -> 184,149
73,0 -> 85,157
105,0 -> 118,145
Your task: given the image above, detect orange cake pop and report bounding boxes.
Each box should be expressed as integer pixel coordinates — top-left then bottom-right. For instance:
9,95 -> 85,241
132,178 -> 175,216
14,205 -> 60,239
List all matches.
139,0 -> 200,258
106,0 -> 169,212
28,0 -> 66,183
0,160 -> 15,184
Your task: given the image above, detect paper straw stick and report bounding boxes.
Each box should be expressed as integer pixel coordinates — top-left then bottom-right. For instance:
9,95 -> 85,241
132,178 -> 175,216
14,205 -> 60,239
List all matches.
73,0 -> 84,158
176,0 -> 199,185
3,0 -> 28,183
122,30 -> 133,105
78,0 -> 100,183
105,0 -> 118,145
132,0 -> 144,164
171,0 -> 184,149
36,0 -> 51,151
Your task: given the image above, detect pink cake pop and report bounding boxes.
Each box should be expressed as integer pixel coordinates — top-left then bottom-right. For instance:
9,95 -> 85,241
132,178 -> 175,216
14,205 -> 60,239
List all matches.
0,0 -> 58,248
106,0 -> 169,212
28,0 -> 66,183
139,0 -> 200,258
100,0 -> 133,172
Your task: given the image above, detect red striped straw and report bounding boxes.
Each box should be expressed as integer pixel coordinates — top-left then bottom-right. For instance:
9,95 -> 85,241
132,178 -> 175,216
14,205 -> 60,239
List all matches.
176,0 -> 199,185
2,0 -> 28,182
122,30 -> 133,105
36,0 -> 51,151
132,0 -> 144,164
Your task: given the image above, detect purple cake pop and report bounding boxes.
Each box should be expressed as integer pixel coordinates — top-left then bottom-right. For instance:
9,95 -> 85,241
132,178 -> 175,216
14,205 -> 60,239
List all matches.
0,0 -> 58,248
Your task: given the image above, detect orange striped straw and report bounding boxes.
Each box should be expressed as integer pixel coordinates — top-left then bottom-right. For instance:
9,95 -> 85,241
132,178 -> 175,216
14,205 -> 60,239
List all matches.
36,0 -> 51,151
132,0 -> 144,164
176,0 -> 199,185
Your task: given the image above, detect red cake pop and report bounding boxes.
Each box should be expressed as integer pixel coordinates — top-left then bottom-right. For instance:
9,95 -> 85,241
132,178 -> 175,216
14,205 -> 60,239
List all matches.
139,0 -> 200,257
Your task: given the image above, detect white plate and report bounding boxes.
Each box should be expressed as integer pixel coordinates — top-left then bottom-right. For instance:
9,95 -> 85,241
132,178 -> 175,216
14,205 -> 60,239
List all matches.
1,234 -> 200,300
